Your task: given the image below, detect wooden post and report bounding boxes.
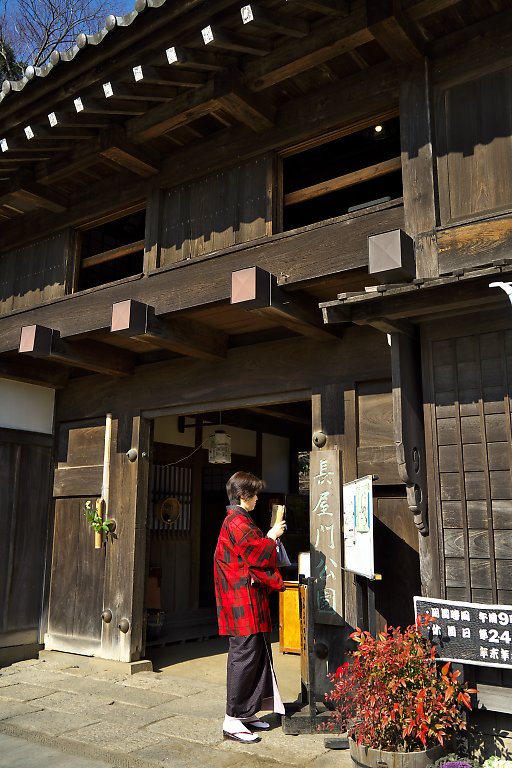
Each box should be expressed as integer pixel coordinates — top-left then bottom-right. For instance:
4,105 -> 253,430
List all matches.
310,384 -> 350,702
101,413 -> 151,662
400,60 -> 439,279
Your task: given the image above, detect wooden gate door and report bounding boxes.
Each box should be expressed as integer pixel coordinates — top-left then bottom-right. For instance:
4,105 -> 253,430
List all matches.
0,429 -> 53,651
46,415 -> 150,661
425,315 -> 512,605
46,418 -> 107,655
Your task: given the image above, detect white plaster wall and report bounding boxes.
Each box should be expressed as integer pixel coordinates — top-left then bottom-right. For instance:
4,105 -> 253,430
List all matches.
154,416 -> 258,457
0,378 -> 55,434
262,433 -> 290,493
153,415 -> 196,447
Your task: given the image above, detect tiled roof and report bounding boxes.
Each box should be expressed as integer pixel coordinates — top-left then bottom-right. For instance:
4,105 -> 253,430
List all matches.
0,0 -> 168,106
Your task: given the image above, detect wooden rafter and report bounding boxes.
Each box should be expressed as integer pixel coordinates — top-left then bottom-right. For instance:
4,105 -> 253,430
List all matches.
0,171 -> 67,213
230,266 -> 342,341
367,0 -> 426,64
111,299 -> 228,361
284,0 -> 350,15
101,82 -> 178,102
19,324 -> 135,376
241,5 -> 310,38
132,65 -> 208,88
0,354 -> 69,388
128,71 -> 275,141
244,8 -> 373,91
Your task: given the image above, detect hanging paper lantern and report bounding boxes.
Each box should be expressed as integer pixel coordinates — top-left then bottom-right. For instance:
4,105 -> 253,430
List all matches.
208,430 -> 231,464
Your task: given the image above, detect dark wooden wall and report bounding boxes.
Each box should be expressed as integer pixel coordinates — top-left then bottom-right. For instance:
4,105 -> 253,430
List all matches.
0,428 -> 52,649
436,64 -> 512,226
0,230 -> 74,316
424,309 -> 512,606
158,155 -> 273,266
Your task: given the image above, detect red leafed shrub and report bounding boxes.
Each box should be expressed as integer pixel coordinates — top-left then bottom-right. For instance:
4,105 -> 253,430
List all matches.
324,618 -> 476,752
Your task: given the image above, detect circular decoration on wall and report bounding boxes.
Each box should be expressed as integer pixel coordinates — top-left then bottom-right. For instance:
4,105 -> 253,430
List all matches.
156,496 -> 181,525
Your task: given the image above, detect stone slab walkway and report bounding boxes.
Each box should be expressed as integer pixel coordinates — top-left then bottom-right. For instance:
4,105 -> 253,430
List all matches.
0,643 -> 352,768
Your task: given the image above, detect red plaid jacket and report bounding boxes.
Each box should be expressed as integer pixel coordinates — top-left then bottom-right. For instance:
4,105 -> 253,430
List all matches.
214,505 -> 284,636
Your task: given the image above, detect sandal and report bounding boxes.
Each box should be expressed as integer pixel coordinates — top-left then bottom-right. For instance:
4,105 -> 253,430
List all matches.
223,729 -> 261,743
244,718 -> 270,730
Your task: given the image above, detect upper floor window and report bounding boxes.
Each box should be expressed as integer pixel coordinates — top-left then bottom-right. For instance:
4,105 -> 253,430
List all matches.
281,117 -> 402,231
77,209 -> 145,291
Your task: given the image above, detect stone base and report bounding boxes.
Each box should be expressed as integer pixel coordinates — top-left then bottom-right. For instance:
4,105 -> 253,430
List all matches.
0,643 -> 43,667
38,649 -> 152,675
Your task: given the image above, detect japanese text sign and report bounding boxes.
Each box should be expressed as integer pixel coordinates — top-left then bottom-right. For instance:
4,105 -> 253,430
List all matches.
342,475 -> 374,579
414,596 -> 512,669
310,449 -> 343,625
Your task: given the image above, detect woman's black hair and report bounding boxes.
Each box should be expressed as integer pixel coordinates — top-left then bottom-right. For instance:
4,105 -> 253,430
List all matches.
226,471 -> 265,505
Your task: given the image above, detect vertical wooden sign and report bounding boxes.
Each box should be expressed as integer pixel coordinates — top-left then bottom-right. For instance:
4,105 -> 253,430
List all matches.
310,449 -> 344,625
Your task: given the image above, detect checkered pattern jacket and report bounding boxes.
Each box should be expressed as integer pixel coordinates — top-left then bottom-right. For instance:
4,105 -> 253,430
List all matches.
214,505 -> 284,636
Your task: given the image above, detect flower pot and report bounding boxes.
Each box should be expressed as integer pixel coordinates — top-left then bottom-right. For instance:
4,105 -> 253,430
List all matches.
349,737 -> 446,768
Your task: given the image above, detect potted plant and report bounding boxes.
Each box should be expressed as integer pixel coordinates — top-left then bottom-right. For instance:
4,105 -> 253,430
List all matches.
324,618 -> 476,768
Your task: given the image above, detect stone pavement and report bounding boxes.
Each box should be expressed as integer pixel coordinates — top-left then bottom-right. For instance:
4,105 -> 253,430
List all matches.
0,638 -> 352,768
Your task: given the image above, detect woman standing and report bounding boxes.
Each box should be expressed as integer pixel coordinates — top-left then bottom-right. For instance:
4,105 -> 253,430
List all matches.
214,470 -> 287,743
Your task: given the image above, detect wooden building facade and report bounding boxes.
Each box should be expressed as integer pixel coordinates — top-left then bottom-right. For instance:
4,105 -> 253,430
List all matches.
0,0 -> 511,742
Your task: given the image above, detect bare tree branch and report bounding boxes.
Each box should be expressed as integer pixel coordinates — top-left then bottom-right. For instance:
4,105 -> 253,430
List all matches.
8,0 -> 111,68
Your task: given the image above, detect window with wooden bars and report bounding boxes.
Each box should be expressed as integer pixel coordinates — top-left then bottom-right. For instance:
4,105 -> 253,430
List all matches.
76,209 -> 145,291
281,117 -> 402,231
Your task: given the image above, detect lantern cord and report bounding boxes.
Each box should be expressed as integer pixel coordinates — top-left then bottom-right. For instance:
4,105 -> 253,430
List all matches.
160,438 -> 209,467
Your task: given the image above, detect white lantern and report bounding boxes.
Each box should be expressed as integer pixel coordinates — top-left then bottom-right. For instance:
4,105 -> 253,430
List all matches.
208,430 -> 231,464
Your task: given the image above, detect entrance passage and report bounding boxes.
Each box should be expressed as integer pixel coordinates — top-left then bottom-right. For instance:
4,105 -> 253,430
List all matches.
145,402 -> 311,647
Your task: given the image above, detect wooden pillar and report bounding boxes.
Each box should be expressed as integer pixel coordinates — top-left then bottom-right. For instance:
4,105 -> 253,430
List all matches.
310,383 -> 353,700
400,60 -> 439,279
101,412 -> 151,662
190,416 -> 203,610
143,187 -> 162,273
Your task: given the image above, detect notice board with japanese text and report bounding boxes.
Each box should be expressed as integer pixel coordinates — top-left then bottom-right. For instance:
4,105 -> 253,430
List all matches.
342,474 -> 375,580
414,595 -> 512,669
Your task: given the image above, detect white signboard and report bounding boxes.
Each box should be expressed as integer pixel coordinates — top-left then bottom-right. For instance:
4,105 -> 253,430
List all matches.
343,474 -> 374,579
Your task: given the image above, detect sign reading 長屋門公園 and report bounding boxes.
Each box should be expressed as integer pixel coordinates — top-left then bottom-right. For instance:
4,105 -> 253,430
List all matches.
310,449 -> 343,625
414,595 -> 512,669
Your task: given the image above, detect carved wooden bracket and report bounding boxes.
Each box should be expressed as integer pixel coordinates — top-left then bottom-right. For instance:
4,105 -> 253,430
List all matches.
390,332 -> 428,535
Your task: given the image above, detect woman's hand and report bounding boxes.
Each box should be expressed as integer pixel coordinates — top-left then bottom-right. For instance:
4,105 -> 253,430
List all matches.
267,519 -> 287,541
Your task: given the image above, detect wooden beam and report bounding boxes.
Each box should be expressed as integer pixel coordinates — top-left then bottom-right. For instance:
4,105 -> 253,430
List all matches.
284,156 -> 402,206
0,171 -> 67,213
98,137 -> 159,178
47,110 -> 114,129
244,9 -> 373,91
230,266 -> 342,341
163,47 -> 235,71
241,5 -> 310,38
110,299 -> 228,361
0,354 -> 68,388
81,240 -> 145,269
127,78 -> 220,142
284,0 -> 349,15
216,74 -> 275,131
101,82 -> 178,102
198,28 -> 272,56
19,324 -> 135,376
132,65 -> 208,88
367,0 -> 426,64
72,97 -> 147,116
364,317 -> 414,335
404,0 -> 463,21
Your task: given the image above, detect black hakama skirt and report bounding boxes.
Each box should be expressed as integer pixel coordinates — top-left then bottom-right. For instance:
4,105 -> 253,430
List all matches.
226,632 -> 285,718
